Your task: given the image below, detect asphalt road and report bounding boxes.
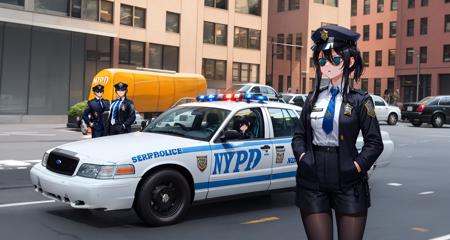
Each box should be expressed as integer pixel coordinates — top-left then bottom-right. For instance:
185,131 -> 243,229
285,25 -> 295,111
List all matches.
1,122 -> 450,240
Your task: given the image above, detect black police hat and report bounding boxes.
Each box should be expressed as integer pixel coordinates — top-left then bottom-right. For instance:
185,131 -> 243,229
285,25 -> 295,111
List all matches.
311,25 -> 360,51
92,84 -> 105,93
114,82 -> 128,91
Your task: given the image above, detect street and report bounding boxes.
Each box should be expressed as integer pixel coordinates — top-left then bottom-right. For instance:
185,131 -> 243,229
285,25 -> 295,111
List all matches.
1,123 -> 450,240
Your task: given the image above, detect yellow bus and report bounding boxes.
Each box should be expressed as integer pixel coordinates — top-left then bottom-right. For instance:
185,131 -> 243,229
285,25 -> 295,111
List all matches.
88,68 -> 207,116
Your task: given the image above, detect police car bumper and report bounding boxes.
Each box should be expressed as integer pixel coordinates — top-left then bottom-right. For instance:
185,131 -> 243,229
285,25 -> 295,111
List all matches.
30,164 -> 140,211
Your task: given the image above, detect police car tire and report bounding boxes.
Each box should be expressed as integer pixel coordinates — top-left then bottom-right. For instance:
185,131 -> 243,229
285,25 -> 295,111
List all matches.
134,169 -> 191,226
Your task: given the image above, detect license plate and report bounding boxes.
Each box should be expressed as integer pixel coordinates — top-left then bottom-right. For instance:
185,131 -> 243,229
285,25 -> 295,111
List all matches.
407,106 -> 413,111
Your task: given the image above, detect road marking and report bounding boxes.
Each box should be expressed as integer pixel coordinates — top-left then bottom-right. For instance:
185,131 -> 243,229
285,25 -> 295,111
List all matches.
387,183 -> 403,187
429,234 -> 450,240
0,160 -> 40,170
0,131 -> 55,137
399,143 -> 409,147
241,217 -> 280,225
419,191 -> 435,195
411,227 -> 430,232
0,200 -> 55,208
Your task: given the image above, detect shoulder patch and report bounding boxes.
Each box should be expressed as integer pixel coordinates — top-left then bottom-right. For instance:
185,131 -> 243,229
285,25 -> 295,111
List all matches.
364,99 -> 376,118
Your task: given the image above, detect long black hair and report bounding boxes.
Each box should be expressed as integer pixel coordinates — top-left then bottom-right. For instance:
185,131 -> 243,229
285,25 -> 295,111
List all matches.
309,45 -> 364,110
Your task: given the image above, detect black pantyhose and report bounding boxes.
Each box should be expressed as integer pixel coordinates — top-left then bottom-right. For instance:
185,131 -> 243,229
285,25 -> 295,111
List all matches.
300,210 -> 367,240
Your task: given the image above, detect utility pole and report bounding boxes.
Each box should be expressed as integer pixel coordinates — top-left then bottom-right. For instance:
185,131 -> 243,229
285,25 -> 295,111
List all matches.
416,52 -> 420,102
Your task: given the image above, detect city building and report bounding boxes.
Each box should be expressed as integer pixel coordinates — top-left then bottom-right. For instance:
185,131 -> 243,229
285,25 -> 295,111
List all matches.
395,0 -> 450,102
267,0 -> 350,94
0,0 -> 268,119
351,0 -> 398,100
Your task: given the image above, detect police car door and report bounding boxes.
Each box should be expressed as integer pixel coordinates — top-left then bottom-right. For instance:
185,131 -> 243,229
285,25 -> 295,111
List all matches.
207,107 -> 272,198
266,107 -> 298,190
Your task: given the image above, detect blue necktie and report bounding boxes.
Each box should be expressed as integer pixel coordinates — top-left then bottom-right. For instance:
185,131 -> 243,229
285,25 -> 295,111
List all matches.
113,100 -> 121,121
322,88 -> 339,135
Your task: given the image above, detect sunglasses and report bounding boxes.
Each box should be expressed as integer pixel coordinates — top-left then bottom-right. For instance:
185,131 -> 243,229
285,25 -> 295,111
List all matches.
318,56 -> 343,66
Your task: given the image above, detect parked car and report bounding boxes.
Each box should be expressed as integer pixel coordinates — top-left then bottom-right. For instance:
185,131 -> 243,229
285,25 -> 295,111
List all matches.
225,84 -> 283,102
401,95 -> 450,128
371,95 -> 401,125
282,93 -> 307,108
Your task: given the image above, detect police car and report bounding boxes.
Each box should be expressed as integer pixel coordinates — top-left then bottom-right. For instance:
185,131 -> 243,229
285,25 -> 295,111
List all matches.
30,93 -> 393,226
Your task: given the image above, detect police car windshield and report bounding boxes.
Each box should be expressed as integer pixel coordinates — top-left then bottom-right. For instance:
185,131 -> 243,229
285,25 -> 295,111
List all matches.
144,106 -> 230,141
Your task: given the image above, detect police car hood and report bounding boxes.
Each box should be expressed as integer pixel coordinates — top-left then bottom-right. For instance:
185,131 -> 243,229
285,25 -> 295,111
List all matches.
57,132 -> 204,164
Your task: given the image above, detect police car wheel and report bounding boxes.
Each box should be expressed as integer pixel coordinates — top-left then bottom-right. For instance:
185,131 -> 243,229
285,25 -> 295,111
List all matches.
134,169 -> 191,226
387,113 -> 398,125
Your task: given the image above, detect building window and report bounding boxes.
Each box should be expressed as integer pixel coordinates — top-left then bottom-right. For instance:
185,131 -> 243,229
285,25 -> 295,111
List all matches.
278,75 -> 284,92
288,0 -> 300,10
388,78 -> 395,91
445,14 -> 450,32
149,44 -> 179,71
363,25 -> 370,41
418,17 -> 428,35
235,0 -> 261,16
375,50 -> 382,66
389,21 -> 397,37
234,27 -> 260,49
408,0 -> 415,8
406,48 -> 414,64
313,0 -> 338,7
35,0 -> 70,15
166,12 -> 180,33
374,78 -> 381,95
0,0 -> 24,6
204,0 -> 227,9
363,51 -> 369,67
421,0 -> 428,6
100,0 -> 113,23
287,76 -> 292,90
277,0 -> 284,12
388,49 -> 396,66
377,0 -> 384,12
420,46 -> 427,63
351,0 -> 357,16
232,62 -> 259,83
391,0 -> 397,10
295,33 -> 302,61
407,19 -> 414,36
362,78 -> 368,91
376,23 -> 383,39
351,25 -> 357,32
203,22 -> 227,45
202,59 -> 226,81
286,34 -> 293,60
119,39 -> 144,66
120,4 -> 146,28
364,0 -> 370,15
276,34 -> 284,59
444,45 -> 450,62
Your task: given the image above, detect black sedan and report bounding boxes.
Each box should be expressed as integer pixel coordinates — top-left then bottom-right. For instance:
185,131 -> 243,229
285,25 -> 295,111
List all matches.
401,95 -> 450,128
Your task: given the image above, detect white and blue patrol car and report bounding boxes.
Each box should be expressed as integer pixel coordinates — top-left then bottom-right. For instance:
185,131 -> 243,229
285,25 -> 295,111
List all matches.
30,94 -> 393,226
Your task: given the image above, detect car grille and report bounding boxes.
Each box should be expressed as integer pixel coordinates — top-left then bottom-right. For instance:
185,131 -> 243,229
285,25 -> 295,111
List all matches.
46,149 -> 79,176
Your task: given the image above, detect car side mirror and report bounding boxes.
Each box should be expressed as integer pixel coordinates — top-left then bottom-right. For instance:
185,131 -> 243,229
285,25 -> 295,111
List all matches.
277,93 -> 283,99
220,130 -> 241,142
141,120 -> 150,131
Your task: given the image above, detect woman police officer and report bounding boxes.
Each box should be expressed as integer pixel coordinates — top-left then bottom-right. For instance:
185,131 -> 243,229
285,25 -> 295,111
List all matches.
291,25 -> 383,240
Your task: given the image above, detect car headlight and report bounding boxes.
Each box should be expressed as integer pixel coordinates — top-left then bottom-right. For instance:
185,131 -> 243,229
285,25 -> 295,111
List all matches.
76,164 -> 135,179
42,152 -> 49,167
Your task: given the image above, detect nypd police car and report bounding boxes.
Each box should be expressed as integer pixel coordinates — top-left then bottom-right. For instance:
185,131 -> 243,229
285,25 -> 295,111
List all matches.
30,93 -> 393,226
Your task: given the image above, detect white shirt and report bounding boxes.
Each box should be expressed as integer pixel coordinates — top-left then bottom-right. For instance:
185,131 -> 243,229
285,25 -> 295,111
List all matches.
310,82 -> 344,147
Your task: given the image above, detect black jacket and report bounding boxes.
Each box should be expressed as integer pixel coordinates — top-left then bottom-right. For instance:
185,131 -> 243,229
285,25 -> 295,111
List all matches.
291,88 -> 384,190
82,98 -> 110,130
106,98 -> 136,133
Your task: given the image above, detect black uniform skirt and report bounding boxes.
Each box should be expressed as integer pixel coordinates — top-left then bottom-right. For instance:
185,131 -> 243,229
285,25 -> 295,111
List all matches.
295,145 -> 371,214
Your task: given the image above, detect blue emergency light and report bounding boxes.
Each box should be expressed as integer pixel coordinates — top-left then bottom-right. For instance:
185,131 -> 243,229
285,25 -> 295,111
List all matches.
196,93 -> 267,103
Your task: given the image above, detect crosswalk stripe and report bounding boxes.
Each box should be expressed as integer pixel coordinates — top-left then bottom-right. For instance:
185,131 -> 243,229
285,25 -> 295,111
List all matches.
0,200 -> 55,208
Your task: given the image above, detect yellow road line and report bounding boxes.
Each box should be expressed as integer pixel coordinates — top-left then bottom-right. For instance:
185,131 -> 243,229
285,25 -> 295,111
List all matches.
241,217 -> 280,225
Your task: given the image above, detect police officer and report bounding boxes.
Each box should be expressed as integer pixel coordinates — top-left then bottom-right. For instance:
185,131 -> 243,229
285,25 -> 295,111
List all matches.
82,84 -> 110,138
107,82 -> 136,135
291,25 -> 383,240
